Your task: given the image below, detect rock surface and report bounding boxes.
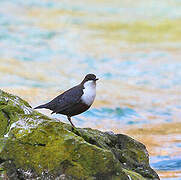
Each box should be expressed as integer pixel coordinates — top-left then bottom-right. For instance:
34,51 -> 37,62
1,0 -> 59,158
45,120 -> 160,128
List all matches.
0,89 -> 159,180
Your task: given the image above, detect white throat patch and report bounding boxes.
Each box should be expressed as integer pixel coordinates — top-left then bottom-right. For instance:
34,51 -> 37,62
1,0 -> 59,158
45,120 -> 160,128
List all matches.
81,80 -> 96,106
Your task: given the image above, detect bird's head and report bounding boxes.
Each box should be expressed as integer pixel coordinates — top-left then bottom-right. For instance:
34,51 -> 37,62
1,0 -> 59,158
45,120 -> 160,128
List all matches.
81,74 -> 99,86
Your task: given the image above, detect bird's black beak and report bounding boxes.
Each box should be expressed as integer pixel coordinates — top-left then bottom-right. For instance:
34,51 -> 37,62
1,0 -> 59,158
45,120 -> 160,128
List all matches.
95,78 -> 99,81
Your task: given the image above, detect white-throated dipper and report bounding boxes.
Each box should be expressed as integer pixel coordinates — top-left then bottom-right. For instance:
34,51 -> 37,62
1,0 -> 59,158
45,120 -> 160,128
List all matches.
34,74 -> 98,127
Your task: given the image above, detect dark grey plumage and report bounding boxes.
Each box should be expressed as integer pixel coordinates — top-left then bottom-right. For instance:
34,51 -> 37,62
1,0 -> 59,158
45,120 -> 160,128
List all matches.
36,85 -> 84,114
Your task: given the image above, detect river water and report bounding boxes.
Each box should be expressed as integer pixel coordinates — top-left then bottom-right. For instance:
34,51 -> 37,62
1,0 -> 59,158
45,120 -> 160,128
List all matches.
1,0 -> 181,179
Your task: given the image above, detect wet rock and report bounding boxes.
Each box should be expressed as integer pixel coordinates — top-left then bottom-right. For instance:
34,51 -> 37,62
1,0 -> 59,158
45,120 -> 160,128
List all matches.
0,89 -> 160,180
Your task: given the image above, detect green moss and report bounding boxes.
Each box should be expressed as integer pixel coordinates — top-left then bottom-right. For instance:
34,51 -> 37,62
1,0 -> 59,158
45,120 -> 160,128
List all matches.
0,89 -> 34,137
0,112 -> 9,137
0,168 -> 6,180
1,122 -> 125,179
0,138 -> 7,154
73,128 -> 113,149
123,169 -> 146,180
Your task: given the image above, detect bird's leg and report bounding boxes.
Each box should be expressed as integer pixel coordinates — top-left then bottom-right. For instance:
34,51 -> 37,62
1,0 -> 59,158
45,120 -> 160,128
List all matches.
67,116 -> 75,128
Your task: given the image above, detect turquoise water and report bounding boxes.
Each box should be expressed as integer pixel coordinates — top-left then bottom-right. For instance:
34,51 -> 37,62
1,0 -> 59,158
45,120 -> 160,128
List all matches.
1,0 -> 181,179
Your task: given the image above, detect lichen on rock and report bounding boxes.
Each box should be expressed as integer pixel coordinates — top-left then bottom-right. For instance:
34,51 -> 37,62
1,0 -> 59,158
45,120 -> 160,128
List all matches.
0,89 -> 159,180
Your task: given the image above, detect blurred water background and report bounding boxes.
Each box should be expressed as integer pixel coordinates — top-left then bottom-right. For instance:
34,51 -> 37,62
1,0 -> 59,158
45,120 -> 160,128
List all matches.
1,0 -> 181,179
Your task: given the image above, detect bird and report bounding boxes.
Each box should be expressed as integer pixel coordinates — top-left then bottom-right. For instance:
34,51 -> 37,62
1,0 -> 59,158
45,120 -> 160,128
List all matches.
34,74 -> 98,127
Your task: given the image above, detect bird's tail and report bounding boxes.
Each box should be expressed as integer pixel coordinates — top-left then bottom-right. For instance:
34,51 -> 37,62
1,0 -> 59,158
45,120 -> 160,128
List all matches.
34,104 -> 47,109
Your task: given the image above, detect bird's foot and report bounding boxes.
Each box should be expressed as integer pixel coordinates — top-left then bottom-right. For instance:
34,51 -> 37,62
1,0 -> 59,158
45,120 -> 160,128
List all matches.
71,126 -> 75,131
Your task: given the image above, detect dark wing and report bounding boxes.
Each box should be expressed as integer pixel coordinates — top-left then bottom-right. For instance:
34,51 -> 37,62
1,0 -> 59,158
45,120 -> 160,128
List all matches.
45,85 -> 84,113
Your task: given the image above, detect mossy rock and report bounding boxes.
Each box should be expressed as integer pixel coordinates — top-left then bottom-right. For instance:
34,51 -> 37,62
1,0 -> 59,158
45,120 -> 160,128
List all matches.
0,89 -> 159,179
